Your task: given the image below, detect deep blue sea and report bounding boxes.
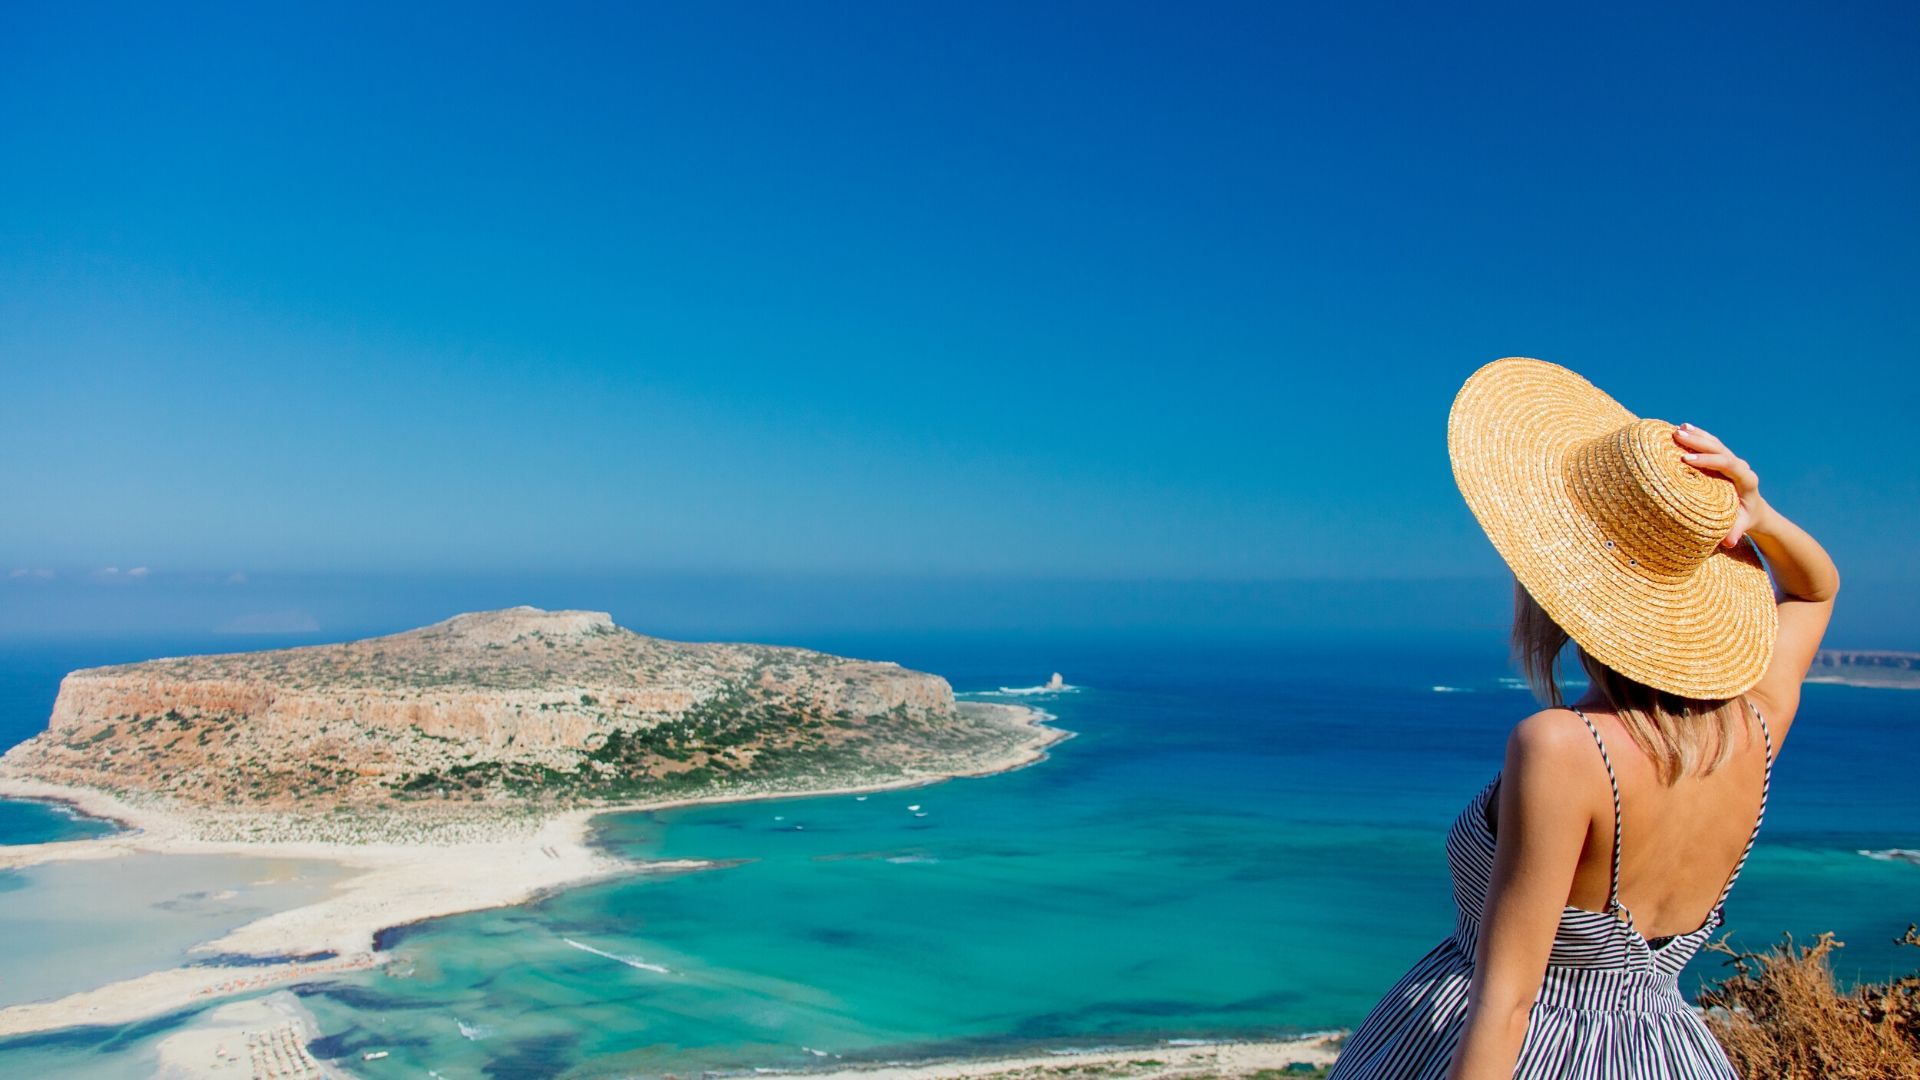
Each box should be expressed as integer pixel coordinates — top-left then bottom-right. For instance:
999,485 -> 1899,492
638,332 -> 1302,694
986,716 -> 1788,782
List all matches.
1,632 -> 1915,1078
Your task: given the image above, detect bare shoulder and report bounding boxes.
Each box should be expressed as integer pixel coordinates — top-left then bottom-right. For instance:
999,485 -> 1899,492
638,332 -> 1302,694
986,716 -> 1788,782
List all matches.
1505,707 -> 1598,766
1496,708 -> 1606,845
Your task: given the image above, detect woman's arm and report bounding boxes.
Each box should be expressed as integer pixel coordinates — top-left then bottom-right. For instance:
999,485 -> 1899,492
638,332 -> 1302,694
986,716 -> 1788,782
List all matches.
1673,424 -> 1840,737
1445,710 -> 1597,1080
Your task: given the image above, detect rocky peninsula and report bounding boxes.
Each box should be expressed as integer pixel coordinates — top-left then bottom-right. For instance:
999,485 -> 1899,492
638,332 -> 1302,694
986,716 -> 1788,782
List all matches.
0,608 -> 1070,1039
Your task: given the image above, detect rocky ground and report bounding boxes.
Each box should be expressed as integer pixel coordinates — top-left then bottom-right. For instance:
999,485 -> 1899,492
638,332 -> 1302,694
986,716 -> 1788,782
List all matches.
0,607 -> 989,835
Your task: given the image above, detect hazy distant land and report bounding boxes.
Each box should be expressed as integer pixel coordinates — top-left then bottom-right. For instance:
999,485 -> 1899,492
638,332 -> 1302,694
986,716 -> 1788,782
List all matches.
1805,650 -> 1920,690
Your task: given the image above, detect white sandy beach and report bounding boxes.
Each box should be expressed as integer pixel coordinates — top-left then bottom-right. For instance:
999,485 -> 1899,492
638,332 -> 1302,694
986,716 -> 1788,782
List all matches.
151,990 -> 347,1079
0,702 -> 1072,1044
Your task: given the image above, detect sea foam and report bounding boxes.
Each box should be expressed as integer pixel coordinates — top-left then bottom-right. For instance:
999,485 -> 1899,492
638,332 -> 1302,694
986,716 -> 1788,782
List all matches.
991,683 -> 1079,696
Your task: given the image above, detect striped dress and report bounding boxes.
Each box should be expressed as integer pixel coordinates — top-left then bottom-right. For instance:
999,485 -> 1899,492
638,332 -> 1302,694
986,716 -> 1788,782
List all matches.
1327,705 -> 1772,1078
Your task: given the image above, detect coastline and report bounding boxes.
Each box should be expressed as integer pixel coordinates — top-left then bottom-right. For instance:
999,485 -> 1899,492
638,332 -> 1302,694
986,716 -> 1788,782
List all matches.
144,988 -> 1343,1080
752,1034 -> 1346,1080
1805,651 -> 1920,691
1804,674 -> 1920,691
0,700 -> 1072,1041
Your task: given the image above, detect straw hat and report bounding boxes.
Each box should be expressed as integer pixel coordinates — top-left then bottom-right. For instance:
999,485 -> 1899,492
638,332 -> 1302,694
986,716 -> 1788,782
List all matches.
1447,357 -> 1777,699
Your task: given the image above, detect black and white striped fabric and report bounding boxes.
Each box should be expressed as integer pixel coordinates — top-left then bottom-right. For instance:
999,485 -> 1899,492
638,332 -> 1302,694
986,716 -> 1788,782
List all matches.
1327,704 -> 1772,1078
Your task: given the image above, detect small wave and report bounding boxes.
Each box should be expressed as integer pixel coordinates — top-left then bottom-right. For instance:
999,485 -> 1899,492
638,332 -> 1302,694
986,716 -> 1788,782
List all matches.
456,1018 -> 495,1041
962,697 -> 1062,723
1431,686 -> 1469,693
992,683 -> 1080,696
1859,849 -> 1920,866
885,854 -> 939,864
1164,1038 -> 1220,1046
562,936 -> 672,974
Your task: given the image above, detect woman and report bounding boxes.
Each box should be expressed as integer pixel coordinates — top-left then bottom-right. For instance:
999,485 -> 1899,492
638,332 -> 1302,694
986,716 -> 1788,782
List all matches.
1326,357 -> 1841,1079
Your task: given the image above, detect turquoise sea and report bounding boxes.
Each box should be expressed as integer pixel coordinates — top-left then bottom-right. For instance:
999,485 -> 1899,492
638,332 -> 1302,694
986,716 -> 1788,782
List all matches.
1,633 -> 1915,1078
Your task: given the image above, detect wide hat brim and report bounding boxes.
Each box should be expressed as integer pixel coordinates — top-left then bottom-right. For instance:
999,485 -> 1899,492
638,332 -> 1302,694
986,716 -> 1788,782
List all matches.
1447,357 -> 1777,700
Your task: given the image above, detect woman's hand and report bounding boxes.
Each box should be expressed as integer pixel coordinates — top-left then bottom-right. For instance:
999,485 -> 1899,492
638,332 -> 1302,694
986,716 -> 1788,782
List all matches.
1674,421 -> 1839,744
1673,423 -> 1774,548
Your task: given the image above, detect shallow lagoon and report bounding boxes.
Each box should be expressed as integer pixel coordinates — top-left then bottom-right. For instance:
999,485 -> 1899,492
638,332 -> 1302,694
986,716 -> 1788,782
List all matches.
0,851 -> 356,1008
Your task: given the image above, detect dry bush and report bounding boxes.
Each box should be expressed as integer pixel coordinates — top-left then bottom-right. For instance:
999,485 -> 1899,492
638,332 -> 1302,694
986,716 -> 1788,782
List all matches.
1699,924 -> 1920,1079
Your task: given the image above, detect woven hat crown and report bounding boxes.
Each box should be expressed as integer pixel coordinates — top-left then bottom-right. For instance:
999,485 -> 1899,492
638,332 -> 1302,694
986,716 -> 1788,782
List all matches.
1567,418 -> 1738,580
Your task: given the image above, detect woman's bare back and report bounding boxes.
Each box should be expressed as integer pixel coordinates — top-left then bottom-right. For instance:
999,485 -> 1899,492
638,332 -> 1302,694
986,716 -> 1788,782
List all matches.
1487,694 -> 1776,940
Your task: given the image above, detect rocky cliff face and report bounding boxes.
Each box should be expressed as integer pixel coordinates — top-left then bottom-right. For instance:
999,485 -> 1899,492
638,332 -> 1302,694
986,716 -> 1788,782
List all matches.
0,608 -> 965,813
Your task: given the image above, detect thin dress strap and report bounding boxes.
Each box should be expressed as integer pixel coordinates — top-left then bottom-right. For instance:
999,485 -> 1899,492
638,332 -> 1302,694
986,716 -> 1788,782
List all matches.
1711,698 -> 1774,915
1570,706 -> 1624,915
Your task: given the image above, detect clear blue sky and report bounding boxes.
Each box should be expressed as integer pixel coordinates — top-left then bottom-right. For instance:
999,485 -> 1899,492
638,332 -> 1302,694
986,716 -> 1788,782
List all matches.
1,3 -> 1914,635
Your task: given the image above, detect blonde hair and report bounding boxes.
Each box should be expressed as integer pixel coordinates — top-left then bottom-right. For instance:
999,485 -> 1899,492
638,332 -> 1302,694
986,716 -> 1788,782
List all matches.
1511,578 -> 1744,784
